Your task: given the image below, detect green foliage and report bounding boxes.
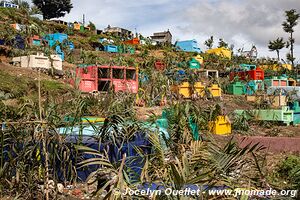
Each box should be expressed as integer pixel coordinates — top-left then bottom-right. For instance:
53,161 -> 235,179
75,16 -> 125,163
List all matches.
104,93 -> 137,118
76,144 -> 129,197
75,113 -> 264,199
0,23 -> 17,46
10,0 -> 30,10
0,96 -> 88,198
275,155 -> 300,189
204,36 -> 214,49
218,38 -> 228,48
282,9 -> 300,67
0,70 -> 29,97
268,37 -> 285,61
163,102 -> 209,144
282,9 -> 300,33
232,114 -> 250,132
79,50 -> 98,64
41,80 -> 70,93
0,70 -> 73,99
138,69 -> 169,107
1,7 -> 300,199
29,5 -> 42,15
88,21 -> 96,31
32,0 -> 73,19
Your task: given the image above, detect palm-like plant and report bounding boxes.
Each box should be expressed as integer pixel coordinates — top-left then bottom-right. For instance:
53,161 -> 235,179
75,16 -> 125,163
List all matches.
268,37 -> 285,61
70,100 -> 264,199
74,115 -> 151,198
282,9 -> 300,69
139,133 -> 264,200
204,36 -> 214,49
0,92 -> 99,198
10,0 -> 30,10
77,146 -> 129,198
0,23 -> 17,47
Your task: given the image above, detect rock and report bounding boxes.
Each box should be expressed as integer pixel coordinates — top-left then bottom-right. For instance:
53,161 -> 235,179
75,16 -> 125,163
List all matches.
57,183 -> 64,194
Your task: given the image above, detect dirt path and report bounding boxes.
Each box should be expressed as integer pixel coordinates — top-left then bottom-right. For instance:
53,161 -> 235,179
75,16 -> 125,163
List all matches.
236,135 -> 300,153
214,134 -> 300,153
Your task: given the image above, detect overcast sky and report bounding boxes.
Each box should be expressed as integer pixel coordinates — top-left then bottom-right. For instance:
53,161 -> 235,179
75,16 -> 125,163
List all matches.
33,0 -> 300,61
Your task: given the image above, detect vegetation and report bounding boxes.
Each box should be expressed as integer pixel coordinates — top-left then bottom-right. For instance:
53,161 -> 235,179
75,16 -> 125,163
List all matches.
271,155 -> 300,190
218,38 -> 228,48
32,0 -> 73,19
0,6 -> 299,200
268,37 -> 285,61
11,0 -> 30,10
282,9 -> 300,68
0,94 -> 267,199
204,36 -> 214,49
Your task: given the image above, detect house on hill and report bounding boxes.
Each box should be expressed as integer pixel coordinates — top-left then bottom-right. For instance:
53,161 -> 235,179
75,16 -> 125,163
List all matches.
49,19 -> 68,26
150,30 -> 172,44
104,25 -> 133,39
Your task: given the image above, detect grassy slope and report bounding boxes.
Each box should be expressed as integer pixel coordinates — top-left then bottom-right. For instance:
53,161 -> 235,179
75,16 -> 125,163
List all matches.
0,63 -> 73,98
0,68 -> 29,96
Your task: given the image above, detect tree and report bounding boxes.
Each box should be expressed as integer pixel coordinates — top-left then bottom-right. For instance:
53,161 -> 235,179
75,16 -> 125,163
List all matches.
30,6 -> 42,15
204,36 -> 214,49
268,37 -> 285,61
32,0 -> 73,20
11,0 -> 30,10
218,38 -> 228,48
282,9 -> 300,68
88,21 -> 96,31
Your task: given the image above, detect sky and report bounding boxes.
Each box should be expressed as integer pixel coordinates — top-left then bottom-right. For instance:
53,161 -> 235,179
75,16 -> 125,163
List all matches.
30,0 -> 300,62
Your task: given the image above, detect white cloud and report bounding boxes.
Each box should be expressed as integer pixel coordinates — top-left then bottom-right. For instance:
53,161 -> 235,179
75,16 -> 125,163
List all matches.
178,0 -> 300,59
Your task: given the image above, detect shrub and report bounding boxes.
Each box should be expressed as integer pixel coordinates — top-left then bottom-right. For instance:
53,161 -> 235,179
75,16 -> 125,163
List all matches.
277,155 -> 300,189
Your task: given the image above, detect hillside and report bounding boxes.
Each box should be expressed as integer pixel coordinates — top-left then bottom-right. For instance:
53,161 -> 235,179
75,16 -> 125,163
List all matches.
1,60 -> 299,138
0,5 -> 300,200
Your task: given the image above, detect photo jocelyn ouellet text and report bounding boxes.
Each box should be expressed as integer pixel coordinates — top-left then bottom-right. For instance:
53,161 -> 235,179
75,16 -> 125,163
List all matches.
121,188 -> 298,198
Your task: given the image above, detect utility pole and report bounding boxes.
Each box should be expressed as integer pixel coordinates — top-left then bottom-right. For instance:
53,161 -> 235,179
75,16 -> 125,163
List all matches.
83,14 -> 85,26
